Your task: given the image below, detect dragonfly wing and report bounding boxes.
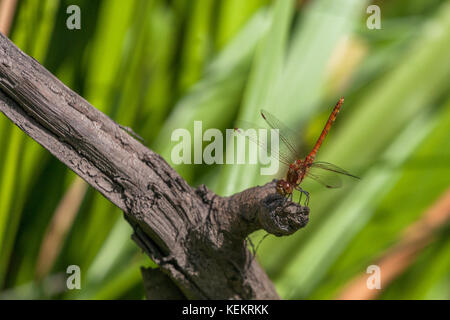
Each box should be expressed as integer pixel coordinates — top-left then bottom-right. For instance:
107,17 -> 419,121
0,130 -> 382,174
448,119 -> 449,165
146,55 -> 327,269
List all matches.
306,168 -> 343,188
310,161 -> 360,179
260,109 -> 306,163
305,161 -> 359,188
233,123 -> 292,166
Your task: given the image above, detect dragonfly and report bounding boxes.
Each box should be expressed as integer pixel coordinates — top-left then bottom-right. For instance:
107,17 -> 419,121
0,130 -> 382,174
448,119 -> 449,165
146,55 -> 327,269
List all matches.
235,97 -> 359,206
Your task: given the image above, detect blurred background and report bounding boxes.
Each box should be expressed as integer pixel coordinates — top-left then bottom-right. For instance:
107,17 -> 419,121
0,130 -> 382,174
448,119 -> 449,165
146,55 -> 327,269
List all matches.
0,0 -> 449,299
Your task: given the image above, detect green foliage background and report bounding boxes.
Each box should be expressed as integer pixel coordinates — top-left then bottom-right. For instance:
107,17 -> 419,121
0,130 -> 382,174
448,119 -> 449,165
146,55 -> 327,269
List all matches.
0,0 -> 449,299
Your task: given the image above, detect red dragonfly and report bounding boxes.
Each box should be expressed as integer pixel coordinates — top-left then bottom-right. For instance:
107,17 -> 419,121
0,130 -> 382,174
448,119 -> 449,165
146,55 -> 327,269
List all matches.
235,97 -> 359,206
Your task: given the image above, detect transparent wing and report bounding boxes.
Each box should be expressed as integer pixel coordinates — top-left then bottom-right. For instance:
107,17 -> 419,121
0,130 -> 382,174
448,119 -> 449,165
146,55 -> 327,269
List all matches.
305,161 -> 360,189
233,123 -> 292,166
305,167 -> 343,188
260,109 -> 306,163
310,161 -> 360,179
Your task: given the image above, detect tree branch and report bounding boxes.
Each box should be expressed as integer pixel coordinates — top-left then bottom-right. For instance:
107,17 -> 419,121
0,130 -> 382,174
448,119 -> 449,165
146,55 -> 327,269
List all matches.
141,267 -> 186,300
0,32 -> 309,299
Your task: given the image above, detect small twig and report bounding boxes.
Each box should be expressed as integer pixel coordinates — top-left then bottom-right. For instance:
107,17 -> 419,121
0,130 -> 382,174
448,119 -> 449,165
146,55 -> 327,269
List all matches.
247,233 -> 270,270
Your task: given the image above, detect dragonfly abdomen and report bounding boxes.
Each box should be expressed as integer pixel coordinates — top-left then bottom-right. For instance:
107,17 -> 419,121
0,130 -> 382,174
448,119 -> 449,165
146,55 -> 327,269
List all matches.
307,97 -> 344,162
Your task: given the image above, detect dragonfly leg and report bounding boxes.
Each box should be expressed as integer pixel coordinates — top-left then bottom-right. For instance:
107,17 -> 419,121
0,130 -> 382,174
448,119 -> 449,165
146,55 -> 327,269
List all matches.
304,190 -> 310,207
295,186 -> 310,207
280,193 -> 291,210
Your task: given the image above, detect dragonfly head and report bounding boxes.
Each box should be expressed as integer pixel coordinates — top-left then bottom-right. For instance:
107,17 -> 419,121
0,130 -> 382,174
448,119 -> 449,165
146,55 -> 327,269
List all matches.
276,179 -> 293,196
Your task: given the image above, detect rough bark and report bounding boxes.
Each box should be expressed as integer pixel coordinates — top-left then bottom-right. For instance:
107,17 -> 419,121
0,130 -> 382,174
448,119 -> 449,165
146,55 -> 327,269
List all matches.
0,32 -> 309,299
141,267 -> 186,300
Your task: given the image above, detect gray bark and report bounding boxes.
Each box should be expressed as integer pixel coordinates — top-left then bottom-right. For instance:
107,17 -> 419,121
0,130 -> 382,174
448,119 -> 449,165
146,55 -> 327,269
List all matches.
0,32 -> 309,299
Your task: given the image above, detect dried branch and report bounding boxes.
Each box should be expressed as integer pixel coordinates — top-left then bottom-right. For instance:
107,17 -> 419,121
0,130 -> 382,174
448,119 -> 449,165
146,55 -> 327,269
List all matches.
0,32 -> 309,299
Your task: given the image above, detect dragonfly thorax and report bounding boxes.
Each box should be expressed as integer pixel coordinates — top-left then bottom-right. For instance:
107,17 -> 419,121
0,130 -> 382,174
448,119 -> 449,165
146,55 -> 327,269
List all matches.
277,161 -> 308,196
286,166 -> 300,185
